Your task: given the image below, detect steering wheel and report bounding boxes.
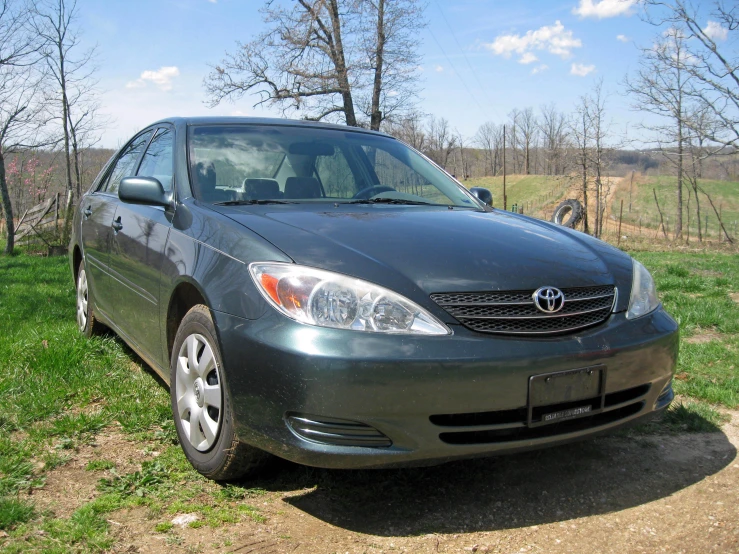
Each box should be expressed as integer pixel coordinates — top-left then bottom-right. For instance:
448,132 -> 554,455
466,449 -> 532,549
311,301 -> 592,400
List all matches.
351,185 -> 396,200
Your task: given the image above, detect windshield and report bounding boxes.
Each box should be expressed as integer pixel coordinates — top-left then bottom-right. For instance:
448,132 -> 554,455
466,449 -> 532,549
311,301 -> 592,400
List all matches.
187,124 -> 482,208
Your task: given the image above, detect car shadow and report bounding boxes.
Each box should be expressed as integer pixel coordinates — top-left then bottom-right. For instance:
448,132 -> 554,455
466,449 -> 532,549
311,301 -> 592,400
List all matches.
243,427 -> 736,536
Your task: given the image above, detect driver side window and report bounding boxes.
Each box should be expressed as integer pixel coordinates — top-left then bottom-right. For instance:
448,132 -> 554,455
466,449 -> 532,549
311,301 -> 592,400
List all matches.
314,146 -> 357,198
99,130 -> 154,194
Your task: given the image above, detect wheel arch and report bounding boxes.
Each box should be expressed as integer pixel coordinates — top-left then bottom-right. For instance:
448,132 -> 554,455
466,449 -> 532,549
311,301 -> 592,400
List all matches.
166,279 -> 211,362
72,245 -> 83,282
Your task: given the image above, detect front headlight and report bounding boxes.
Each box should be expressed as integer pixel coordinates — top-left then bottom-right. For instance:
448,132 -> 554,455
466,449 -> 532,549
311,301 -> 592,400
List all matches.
249,262 -> 450,335
626,260 -> 660,320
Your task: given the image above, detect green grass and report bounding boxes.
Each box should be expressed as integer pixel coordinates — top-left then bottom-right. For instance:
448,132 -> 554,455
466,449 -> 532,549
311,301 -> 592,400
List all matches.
1,251 -> 737,550
633,251 -> 739,407
614,175 -> 739,240
462,174 -> 569,213
0,254 -> 268,549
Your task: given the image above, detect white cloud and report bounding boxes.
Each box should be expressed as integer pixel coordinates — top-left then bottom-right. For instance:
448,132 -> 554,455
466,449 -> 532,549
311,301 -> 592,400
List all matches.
703,20 -> 728,41
616,34 -> 630,42
531,64 -> 549,75
573,0 -> 637,19
571,63 -> 596,76
519,52 -> 538,64
435,65 -> 444,72
126,66 -> 180,91
483,20 -> 582,63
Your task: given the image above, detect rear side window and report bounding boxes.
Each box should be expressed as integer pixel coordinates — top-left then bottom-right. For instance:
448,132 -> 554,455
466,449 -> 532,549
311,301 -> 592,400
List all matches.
137,128 -> 174,192
100,130 -> 153,194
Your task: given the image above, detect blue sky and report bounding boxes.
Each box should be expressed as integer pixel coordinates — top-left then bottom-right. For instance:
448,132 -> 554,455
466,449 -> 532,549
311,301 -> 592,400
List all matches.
75,0 -> 693,148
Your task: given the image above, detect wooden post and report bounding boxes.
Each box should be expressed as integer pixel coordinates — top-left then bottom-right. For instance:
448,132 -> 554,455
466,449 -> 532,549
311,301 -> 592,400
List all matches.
617,199 -> 624,246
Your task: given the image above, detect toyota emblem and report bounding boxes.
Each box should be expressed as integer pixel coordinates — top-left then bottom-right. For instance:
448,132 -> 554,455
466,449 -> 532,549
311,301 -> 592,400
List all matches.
533,286 -> 565,313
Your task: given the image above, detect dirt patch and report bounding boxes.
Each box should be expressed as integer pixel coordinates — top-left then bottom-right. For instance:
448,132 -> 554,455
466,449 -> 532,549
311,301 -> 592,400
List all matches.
730,292 -> 739,304
27,413 -> 739,554
30,430 -> 157,516
684,330 -> 726,344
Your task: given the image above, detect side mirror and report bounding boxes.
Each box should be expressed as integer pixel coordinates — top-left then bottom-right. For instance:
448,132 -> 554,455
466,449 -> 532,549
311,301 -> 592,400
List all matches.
119,177 -> 171,207
470,187 -> 493,207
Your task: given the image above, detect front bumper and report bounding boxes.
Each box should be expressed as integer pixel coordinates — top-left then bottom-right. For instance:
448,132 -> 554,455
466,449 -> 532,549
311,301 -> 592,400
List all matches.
213,308 -> 679,469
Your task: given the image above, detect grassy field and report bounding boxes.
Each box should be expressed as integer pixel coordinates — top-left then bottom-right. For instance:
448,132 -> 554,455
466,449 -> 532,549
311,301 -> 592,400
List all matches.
0,251 -> 738,551
462,174 -> 569,214
612,174 -> 739,240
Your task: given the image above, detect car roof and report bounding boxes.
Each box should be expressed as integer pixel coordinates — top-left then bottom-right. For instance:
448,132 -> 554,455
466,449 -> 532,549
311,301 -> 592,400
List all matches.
150,116 -> 393,138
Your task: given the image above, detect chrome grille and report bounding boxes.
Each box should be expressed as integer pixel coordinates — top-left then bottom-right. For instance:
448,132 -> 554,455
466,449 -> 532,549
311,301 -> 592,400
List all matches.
431,285 -> 616,336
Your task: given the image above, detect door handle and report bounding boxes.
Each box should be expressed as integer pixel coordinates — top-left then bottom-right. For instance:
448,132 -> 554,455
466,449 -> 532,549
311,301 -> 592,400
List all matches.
112,217 -> 123,233
83,206 -> 92,219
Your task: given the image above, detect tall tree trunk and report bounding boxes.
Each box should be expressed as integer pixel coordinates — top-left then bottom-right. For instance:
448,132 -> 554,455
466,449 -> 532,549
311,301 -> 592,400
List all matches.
327,0 -> 357,127
675,118 -> 684,240
70,119 -> 81,196
369,0 -> 385,131
0,151 -> 15,254
581,159 -> 589,235
59,44 -> 75,244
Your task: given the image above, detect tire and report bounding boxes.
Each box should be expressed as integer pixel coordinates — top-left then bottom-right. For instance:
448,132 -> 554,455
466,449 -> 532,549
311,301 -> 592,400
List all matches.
76,260 -> 104,337
551,199 -> 584,228
170,305 -> 268,481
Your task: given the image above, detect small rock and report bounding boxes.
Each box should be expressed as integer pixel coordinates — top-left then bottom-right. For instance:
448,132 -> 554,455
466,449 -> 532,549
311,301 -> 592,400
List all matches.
171,513 -> 199,526
0,531 -> 8,538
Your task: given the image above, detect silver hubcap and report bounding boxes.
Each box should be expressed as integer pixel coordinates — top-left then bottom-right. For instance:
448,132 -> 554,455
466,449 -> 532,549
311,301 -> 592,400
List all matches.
77,269 -> 88,331
176,334 -> 223,452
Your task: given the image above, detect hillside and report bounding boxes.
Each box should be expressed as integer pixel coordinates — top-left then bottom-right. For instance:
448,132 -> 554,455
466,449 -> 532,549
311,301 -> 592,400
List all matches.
463,173 -> 739,243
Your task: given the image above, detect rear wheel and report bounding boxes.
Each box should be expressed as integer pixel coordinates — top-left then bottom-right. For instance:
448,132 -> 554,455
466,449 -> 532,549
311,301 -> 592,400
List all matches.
170,305 -> 268,480
76,261 -> 104,337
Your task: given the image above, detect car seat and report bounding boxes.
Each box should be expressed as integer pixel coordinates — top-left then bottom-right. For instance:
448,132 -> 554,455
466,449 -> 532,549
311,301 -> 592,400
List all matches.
284,177 -> 322,199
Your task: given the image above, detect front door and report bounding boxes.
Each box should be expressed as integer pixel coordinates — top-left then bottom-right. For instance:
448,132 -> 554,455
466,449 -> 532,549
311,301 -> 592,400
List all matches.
108,127 -> 174,365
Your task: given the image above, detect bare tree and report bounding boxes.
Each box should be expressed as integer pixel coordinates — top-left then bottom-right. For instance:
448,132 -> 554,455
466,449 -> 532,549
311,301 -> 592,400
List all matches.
588,82 -> 610,239
0,0 -> 48,254
519,107 -> 537,175
570,98 -> 591,234
358,0 -> 424,129
569,81 -> 612,238
386,110 -> 427,150
475,121 -> 503,176
205,0 -> 424,131
31,0 -> 105,247
644,0 -> 739,149
625,27 -> 693,240
507,109 -> 522,173
539,103 -> 568,175
426,116 -> 456,170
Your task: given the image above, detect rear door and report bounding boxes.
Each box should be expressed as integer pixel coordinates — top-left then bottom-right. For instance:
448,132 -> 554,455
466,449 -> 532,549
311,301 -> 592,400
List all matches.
80,131 -> 153,320
107,126 -> 174,365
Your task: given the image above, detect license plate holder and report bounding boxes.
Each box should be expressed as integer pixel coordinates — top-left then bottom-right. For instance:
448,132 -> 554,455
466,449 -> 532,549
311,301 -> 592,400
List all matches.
527,366 -> 606,427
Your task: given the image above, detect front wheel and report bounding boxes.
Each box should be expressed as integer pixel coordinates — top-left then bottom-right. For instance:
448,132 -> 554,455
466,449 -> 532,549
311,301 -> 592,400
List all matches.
76,261 -> 104,337
170,305 -> 268,480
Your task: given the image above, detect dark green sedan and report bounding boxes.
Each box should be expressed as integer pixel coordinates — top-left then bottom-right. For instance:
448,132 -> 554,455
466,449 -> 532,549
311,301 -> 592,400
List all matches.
70,117 -> 678,480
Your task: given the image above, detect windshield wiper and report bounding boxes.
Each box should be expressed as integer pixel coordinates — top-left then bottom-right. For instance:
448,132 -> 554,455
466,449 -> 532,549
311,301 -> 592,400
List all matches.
213,199 -> 298,206
347,198 -> 437,206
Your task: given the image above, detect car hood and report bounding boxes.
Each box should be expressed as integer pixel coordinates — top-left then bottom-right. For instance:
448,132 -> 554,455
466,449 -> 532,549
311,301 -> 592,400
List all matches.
214,205 -> 634,312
